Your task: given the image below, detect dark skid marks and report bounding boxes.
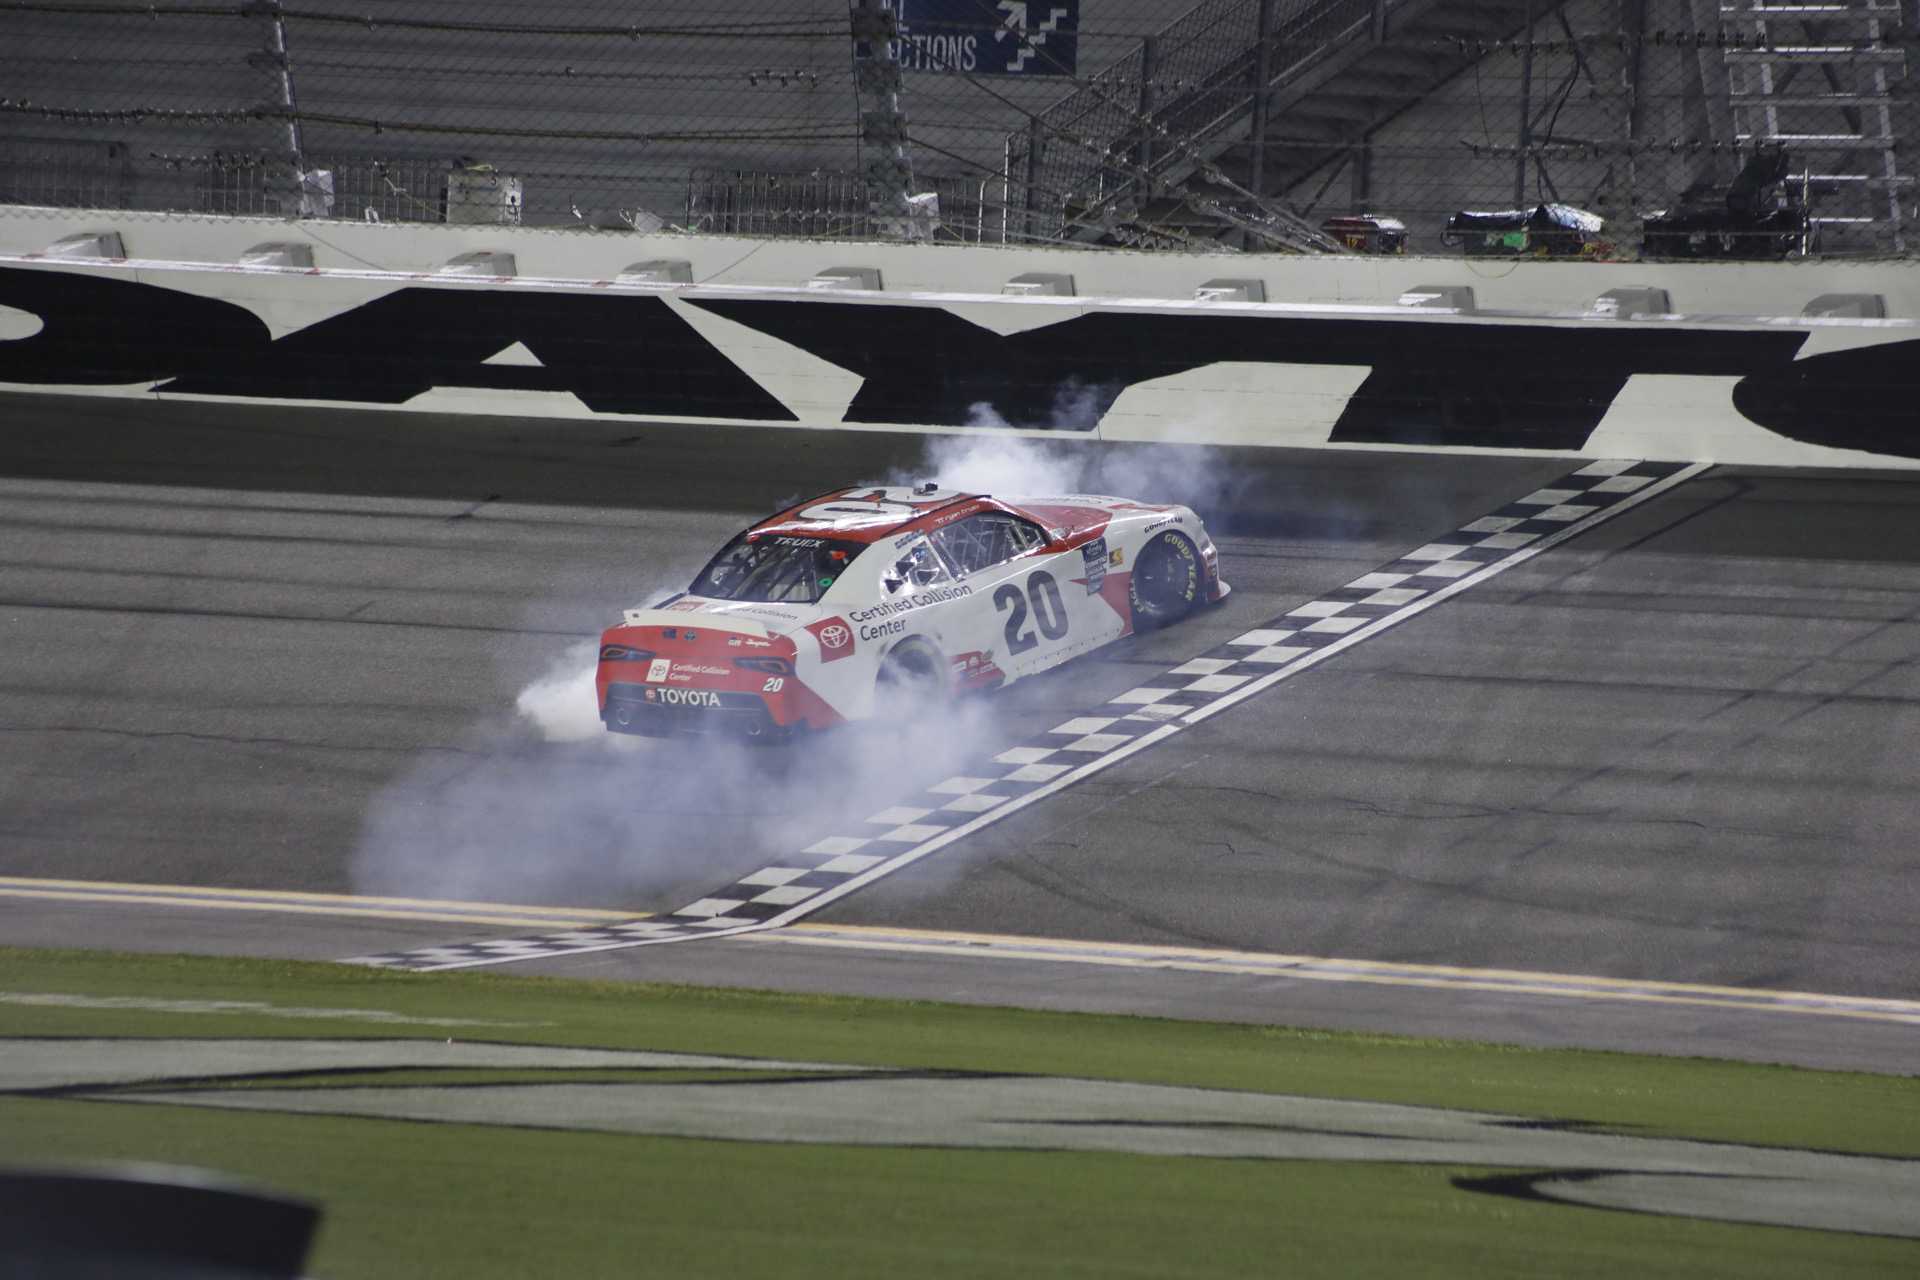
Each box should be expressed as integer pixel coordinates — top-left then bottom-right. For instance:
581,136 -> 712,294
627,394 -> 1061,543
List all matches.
0,266 -> 795,421
691,298 -> 1813,451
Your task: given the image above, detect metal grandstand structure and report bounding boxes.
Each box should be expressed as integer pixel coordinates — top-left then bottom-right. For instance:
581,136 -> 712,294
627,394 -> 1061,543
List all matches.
0,0 -> 1911,254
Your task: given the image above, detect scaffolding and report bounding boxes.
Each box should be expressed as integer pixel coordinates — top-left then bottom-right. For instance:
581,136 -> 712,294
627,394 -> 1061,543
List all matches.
0,0 -> 1910,255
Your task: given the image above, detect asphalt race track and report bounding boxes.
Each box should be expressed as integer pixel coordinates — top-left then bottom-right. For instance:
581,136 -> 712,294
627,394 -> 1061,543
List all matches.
1,390 -> 1916,1072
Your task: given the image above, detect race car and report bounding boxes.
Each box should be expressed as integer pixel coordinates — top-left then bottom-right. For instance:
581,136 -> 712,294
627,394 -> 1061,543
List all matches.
596,484 -> 1229,739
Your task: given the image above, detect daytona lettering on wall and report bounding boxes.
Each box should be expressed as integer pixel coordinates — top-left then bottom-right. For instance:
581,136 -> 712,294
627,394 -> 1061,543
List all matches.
8,268 -> 1919,463
807,617 -> 855,662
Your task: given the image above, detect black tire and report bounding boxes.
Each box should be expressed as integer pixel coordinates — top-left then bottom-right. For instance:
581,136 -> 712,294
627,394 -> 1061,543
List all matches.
875,636 -> 950,715
1128,532 -> 1201,630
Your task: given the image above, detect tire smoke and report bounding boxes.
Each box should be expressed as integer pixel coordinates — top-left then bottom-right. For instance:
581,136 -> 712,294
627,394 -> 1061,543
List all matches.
354,432 -> 1241,911
514,639 -> 631,745
905,428 -> 1253,519
354,572 -> 1015,910
965,376 -> 1123,432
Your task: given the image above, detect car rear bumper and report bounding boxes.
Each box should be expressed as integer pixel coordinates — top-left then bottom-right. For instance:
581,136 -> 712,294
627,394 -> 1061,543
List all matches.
600,680 -> 798,740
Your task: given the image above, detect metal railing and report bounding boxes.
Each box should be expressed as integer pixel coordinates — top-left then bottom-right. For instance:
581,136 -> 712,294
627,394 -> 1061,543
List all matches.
1004,0 -> 1404,242
0,137 -> 139,212
198,156 -> 452,223
686,169 -> 994,241
2,0 -> 1912,256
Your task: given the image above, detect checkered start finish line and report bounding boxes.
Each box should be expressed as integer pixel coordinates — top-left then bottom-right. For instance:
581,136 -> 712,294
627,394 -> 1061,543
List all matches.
350,459 -> 1706,972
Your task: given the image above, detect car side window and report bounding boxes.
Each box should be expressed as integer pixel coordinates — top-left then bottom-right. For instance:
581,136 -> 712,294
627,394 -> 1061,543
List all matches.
929,513 -> 1049,577
889,536 -> 952,588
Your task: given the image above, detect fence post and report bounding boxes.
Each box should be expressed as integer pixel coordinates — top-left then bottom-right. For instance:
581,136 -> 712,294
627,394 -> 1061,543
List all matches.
1139,37 -> 1160,178
850,0 -> 921,238
251,0 -> 314,216
1022,117 -> 1046,242
1513,0 -> 1535,205
1248,0 -> 1276,198
1001,137 -> 1014,243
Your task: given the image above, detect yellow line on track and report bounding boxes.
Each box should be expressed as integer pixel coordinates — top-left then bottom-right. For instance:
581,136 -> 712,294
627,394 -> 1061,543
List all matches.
778,925 -> 1920,1026
8,876 -> 1914,1028
0,876 -> 643,929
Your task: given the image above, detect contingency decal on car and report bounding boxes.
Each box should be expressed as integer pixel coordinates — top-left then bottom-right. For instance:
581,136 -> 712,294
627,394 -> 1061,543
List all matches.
806,617 -> 855,662
1079,537 -> 1107,596
350,459 -> 1705,973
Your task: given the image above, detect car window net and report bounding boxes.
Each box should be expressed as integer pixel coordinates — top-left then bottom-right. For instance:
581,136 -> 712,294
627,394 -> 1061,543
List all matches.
893,538 -> 951,586
930,514 -> 1046,575
690,534 -> 867,604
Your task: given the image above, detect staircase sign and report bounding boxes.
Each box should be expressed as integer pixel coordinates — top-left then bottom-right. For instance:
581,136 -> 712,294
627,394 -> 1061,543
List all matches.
893,0 -> 1077,75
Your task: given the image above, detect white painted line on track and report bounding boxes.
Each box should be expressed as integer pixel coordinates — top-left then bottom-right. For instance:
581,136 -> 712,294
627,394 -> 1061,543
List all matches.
13,876 -> 1915,1029
349,460 -> 1710,972
0,875 -> 644,930
0,991 -> 547,1026
769,924 -> 1920,1027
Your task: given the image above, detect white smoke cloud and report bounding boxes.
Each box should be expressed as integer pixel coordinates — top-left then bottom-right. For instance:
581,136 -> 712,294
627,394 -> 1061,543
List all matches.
354,431 -> 1256,910
355,677 -> 1006,908
910,432 -> 1086,495
354,543 -> 1016,908
509,574 -> 701,751
965,376 -> 1121,433
906,428 -> 1253,518
513,639 -> 649,749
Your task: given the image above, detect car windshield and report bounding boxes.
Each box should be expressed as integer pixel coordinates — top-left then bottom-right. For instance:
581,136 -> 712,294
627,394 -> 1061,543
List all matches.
689,533 -> 867,604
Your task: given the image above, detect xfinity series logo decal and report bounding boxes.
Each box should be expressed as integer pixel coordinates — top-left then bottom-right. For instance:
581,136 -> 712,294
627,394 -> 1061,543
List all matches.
1080,536 -> 1107,596
808,617 -> 855,662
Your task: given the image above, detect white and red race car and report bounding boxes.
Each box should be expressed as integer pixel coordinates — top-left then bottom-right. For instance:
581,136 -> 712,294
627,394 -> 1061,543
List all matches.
597,485 -> 1229,739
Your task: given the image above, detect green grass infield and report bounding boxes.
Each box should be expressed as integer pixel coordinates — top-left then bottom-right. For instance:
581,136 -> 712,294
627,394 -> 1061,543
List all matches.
0,946 -> 1914,1279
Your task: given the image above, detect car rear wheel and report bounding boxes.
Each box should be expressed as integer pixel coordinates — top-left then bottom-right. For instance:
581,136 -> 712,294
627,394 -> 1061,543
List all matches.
875,637 -> 950,716
1128,532 -> 1201,630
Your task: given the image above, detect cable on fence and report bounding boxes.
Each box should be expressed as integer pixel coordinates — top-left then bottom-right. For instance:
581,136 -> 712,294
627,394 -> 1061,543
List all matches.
3,0 -> 1910,254
2,2 -> 843,39
893,24 -> 1346,252
900,130 -> 1224,251
0,102 -> 855,146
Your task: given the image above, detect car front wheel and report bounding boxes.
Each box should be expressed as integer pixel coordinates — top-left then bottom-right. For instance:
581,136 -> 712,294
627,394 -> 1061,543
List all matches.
1128,531 -> 1201,630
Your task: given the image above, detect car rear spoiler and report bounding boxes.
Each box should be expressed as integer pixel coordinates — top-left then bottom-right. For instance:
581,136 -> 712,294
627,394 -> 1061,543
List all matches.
619,608 -> 770,638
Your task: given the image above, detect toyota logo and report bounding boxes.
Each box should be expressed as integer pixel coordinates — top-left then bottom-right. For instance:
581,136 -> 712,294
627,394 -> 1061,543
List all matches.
807,616 -> 856,663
